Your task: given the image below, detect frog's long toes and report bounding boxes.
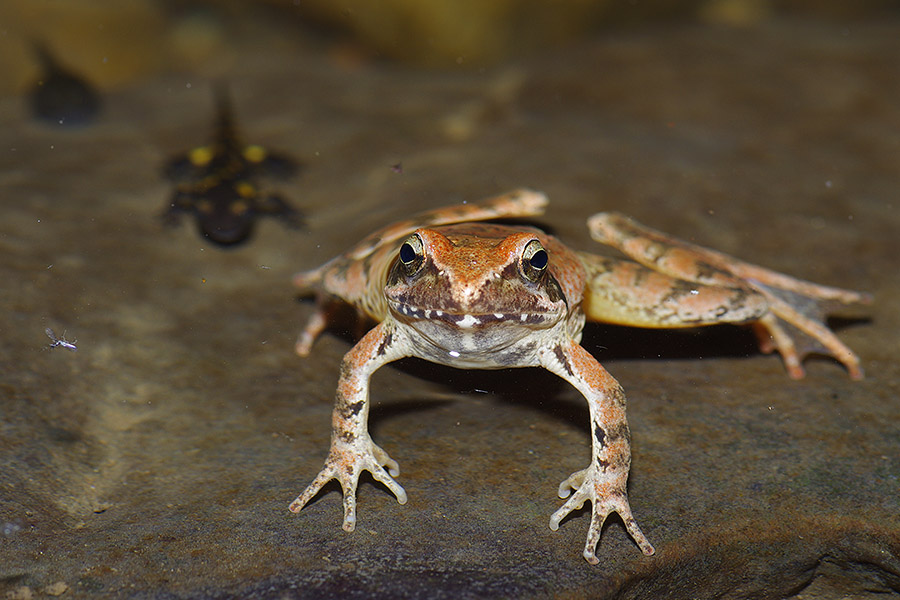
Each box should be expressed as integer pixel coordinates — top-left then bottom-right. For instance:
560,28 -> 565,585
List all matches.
370,467 -> 407,505
342,494 -> 357,532
623,515 -> 656,556
288,469 -> 335,513
549,490 -> 585,531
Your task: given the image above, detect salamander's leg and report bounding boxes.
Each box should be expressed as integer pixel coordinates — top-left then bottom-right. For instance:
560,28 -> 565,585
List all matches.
587,212 -> 871,379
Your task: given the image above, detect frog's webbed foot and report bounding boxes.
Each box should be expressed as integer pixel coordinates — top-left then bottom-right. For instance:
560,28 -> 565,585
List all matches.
550,466 -> 655,564
289,438 -> 407,531
749,284 -> 870,380
588,212 -> 872,380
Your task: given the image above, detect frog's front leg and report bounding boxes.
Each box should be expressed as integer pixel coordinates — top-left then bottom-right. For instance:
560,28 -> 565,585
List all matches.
540,339 -> 655,564
289,321 -> 409,531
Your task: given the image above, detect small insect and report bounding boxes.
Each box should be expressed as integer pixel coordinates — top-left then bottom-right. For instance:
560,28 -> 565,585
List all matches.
45,327 -> 77,351
390,162 -> 403,174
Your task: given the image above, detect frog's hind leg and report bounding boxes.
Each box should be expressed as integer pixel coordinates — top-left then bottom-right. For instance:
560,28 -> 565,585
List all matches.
587,212 -> 871,379
578,253 -> 770,330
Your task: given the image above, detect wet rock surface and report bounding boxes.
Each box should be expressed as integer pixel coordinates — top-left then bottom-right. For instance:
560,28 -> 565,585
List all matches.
1,20 -> 898,599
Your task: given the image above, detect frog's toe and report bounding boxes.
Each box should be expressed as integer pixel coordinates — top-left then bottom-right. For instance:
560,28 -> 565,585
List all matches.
288,466 -> 337,513
624,514 -> 656,556
341,491 -> 358,532
372,442 -> 400,478
557,468 -> 587,499
370,468 -> 408,505
548,485 -> 588,531
550,467 -> 655,562
579,495 -> 655,562
755,310 -> 865,380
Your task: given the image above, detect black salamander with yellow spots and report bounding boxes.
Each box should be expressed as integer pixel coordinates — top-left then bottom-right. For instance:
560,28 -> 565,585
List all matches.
161,86 -> 303,246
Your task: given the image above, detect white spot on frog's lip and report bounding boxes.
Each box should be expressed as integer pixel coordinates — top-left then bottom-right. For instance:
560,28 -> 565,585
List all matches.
448,350 -> 460,358
520,314 -> 528,321
494,313 -> 503,319
457,314 -> 481,328
690,289 -> 699,295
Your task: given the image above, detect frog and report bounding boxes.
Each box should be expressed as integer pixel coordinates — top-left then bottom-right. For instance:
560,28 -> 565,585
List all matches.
161,85 -> 302,246
288,189 -> 870,564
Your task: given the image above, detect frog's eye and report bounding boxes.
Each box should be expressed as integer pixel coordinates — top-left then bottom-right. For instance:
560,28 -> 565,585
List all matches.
398,234 -> 425,276
521,239 -> 548,282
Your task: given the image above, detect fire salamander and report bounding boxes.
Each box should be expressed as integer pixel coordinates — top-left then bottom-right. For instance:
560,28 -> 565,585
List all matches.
161,86 -> 303,246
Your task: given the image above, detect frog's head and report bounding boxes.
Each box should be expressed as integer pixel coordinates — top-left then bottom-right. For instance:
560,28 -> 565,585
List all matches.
384,224 -> 568,356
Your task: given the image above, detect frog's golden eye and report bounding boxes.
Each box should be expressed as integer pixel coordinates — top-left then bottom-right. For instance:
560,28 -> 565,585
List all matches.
398,234 -> 425,276
521,239 -> 548,282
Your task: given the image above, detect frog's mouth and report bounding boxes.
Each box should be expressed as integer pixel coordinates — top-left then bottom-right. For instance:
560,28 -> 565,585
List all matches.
389,302 -> 565,330
388,301 -> 568,363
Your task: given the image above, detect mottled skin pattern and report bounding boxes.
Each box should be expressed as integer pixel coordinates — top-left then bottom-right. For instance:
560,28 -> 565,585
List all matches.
288,189 -> 870,564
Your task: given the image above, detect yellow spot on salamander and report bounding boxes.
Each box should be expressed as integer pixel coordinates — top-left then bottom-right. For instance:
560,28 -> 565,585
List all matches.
236,181 -> 256,198
243,144 -> 267,164
189,145 -> 214,167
